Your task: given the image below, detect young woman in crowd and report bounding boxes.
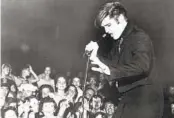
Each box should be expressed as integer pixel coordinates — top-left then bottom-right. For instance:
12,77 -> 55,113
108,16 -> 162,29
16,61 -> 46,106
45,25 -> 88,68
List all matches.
39,97 -> 57,118
38,84 -> 54,100
71,76 -> 83,102
57,85 -> 78,118
86,75 -> 98,94
37,67 -> 55,89
15,65 -> 39,87
50,76 -> 67,105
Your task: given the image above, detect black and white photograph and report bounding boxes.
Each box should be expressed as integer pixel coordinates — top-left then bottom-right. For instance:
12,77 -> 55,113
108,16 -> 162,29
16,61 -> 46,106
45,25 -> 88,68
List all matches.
1,0 -> 174,118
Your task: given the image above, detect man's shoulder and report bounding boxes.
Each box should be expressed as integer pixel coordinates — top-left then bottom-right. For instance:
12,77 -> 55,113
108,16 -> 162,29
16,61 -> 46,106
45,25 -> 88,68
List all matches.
131,24 -> 150,40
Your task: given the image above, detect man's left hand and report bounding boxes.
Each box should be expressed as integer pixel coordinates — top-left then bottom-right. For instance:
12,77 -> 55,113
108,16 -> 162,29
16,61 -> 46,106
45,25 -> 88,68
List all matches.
90,56 -> 110,75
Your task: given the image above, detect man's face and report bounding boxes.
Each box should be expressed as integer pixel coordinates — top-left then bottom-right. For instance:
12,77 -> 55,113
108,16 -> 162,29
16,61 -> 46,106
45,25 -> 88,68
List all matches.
56,77 -> 66,90
42,88 -> 50,98
101,15 -> 124,40
44,67 -> 51,76
72,77 -> 81,87
105,102 -> 115,115
85,89 -> 94,100
92,97 -> 102,110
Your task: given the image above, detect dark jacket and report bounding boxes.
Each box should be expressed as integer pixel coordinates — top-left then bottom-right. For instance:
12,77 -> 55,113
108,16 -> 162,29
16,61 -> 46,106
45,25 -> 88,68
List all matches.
99,21 -> 155,93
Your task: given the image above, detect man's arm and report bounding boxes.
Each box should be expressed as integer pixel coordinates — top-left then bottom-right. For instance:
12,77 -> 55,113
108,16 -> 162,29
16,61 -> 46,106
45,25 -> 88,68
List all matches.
107,34 -> 153,81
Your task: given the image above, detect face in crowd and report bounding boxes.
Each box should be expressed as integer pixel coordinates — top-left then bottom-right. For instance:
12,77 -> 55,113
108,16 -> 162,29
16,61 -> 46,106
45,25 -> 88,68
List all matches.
72,77 -> 81,88
56,76 -> 67,91
42,101 -> 56,115
42,87 -> 51,98
91,96 -> 103,110
89,76 -> 97,86
105,102 -> 116,115
44,67 -> 51,76
85,88 -> 95,101
66,85 -> 77,101
2,65 -> 11,76
22,68 -> 30,77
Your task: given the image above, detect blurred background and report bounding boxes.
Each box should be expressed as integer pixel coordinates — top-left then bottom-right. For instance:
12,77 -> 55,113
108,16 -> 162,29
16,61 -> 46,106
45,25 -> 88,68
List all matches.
1,0 -> 174,86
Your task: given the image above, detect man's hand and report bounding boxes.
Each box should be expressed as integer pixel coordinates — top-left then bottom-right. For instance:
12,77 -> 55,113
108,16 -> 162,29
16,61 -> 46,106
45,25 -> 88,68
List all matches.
90,56 -> 110,75
85,41 -> 99,55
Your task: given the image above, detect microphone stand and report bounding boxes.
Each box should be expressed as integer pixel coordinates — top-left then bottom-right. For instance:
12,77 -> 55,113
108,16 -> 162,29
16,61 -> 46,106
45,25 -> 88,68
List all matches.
81,55 -> 90,118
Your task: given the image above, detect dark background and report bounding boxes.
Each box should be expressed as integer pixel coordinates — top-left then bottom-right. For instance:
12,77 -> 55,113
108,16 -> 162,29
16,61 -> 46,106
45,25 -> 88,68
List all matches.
1,0 -> 174,86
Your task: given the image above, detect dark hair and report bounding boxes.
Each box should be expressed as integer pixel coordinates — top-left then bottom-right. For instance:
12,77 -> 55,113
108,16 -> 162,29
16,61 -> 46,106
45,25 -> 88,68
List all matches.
104,100 -> 116,109
56,75 -> 67,85
90,95 -> 103,103
39,96 -> 57,114
38,84 -> 54,100
77,96 -> 88,103
95,2 -> 127,28
2,107 -> 17,118
89,95 -> 103,109
65,85 -> 78,102
5,97 -> 17,107
94,112 -> 106,118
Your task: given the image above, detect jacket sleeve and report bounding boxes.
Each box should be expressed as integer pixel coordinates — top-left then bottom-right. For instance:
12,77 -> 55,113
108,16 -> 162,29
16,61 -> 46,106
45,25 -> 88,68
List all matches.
107,33 -> 154,81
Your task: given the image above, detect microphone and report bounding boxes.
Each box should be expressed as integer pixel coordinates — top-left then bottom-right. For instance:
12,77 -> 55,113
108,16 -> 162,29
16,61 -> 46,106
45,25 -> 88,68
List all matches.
83,33 -> 107,57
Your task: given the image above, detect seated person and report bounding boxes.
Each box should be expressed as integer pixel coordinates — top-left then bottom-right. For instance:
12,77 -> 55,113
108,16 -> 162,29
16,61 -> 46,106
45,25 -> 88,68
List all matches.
37,67 -> 55,89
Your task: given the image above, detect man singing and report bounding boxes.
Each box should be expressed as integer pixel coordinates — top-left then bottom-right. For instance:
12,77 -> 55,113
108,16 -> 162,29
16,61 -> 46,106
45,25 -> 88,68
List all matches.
85,2 -> 163,118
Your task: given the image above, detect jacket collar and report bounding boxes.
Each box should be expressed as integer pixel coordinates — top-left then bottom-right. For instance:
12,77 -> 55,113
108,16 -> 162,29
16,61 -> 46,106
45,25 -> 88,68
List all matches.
120,20 -> 134,39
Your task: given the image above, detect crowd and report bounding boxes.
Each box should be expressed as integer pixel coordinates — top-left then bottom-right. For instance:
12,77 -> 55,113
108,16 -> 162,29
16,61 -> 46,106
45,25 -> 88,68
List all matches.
0,63 -> 119,118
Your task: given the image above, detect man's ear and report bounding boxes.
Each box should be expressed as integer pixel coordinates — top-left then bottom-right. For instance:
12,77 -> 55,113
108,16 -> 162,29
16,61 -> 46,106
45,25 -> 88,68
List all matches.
117,14 -> 125,24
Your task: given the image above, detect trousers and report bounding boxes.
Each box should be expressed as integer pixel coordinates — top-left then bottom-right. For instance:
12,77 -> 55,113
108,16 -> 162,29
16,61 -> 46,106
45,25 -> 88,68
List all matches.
115,84 -> 164,118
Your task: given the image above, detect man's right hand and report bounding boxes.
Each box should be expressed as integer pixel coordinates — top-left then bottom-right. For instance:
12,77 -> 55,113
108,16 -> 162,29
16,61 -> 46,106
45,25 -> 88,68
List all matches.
85,41 -> 99,53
